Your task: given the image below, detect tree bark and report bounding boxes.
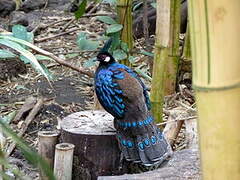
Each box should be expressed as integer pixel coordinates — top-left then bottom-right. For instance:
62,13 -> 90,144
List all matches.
60,110 -> 128,180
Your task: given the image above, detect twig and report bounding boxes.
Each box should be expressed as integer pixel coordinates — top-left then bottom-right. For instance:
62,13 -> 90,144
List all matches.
47,54 -> 94,77
35,28 -> 81,43
82,13 -> 114,18
61,18 -> 75,32
158,116 -> 197,126
31,0 -> 49,34
6,98 -> 44,157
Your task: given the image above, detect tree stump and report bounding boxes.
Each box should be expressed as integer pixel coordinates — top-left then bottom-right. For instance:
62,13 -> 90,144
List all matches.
60,110 -> 128,180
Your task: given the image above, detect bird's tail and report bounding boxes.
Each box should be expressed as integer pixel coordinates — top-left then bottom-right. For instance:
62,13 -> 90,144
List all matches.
115,116 -> 172,166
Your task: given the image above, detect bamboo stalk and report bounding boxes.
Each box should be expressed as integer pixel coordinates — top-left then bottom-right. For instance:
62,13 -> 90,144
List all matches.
182,24 -> 191,61
38,131 -> 59,180
165,0 -> 181,94
189,0 -> 240,179
54,143 -> 75,180
151,0 -> 181,124
117,0 -> 133,66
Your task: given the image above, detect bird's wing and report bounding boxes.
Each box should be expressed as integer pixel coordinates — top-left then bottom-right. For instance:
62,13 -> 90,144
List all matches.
95,68 -> 126,118
120,65 -> 151,110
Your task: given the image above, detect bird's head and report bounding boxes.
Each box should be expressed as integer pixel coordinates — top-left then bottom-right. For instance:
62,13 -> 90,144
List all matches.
96,52 -> 115,65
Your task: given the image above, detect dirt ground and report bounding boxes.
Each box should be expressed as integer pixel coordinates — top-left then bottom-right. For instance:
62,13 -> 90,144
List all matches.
0,0 -> 196,179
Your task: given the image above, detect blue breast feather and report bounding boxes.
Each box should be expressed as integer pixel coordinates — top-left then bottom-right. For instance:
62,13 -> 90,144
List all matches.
95,63 -> 151,118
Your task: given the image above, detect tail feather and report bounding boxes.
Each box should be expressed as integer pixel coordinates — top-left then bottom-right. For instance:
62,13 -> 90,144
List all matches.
115,117 -> 172,166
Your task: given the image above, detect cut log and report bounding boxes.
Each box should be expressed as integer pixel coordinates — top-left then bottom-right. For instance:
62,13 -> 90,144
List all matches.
98,148 -> 201,180
60,110 -> 128,180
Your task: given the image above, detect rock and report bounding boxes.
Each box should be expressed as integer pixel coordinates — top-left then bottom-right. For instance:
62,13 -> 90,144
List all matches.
0,0 -> 16,17
98,148 -> 201,180
133,0 -> 188,39
9,11 -> 29,28
20,0 -> 46,12
8,10 -> 41,31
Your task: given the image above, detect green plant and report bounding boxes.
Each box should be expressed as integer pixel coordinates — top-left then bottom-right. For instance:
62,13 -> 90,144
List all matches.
0,112 -> 55,180
0,25 -> 53,80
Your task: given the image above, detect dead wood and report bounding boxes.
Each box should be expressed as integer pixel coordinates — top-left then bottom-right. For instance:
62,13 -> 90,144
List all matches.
12,96 -> 37,124
6,98 -> 44,157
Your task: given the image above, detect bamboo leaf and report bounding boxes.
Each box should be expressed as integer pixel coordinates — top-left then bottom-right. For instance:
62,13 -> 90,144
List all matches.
97,16 -> 117,25
0,49 -> 16,59
1,111 -> 16,124
0,36 -> 51,56
0,38 -> 50,80
74,0 -> 87,19
35,55 -> 54,61
106,24 -> 123,34
140,50 -> 154,57
0,120 -> 56,180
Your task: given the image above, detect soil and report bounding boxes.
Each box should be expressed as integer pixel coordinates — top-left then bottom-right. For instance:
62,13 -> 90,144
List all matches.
0,0 -> 196,179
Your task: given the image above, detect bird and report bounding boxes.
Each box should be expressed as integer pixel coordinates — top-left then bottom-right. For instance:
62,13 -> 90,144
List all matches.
94,39 -> 172,166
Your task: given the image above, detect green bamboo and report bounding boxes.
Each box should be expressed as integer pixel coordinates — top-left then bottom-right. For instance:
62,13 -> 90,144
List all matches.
189,0 -> 240,179
150,0 -> 180,124
165,0 -> 181,95
117,0 -> 133,66
183,24 -> 191,61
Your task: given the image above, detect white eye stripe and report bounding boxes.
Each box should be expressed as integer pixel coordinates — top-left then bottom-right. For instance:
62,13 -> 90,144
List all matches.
104,56 -> 111,62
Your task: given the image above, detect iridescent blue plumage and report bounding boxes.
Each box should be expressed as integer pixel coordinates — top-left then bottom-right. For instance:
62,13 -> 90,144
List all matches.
94,41 -> 172,166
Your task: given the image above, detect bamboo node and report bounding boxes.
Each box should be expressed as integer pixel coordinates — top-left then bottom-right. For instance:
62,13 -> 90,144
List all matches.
56,143 -> 75,151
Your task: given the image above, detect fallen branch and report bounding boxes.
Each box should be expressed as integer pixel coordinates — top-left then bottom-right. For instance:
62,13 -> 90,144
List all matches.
12,97 -> 37,124
45,53 -> 94,77
6,98 -> 44,157
35,28 -> 81,43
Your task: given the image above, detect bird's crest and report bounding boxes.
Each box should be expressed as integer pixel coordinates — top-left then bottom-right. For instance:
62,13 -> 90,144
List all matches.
100,38 -> 112,53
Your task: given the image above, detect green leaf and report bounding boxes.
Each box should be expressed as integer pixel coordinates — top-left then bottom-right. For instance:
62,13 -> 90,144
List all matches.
83,57 -> 96,68
113,49 -> 127,60
35,55 -> 54,61
0,38 -> 50,80
0,49 -> 16,59
74,0 -> 87,19
65,53 -> 79,59
39,63 -> 54,80
0,120 -> 56,180
20,55 -> 30,64
12,25 -> 28,41
0,35 -> 50,55
109,32 -> 120,52
120,42 -> 129,52
102,0 -> 117,5
140,50 -> 154,57
97,16 -> 117,25
132,2 -> 143,11
129,56 -> 137,64
77,32 -> 99,51
106,24 -> 123,34
150,2 -> 156,9
1,111 -> 16,124
15,85 -> 29,90
135,67 -> 152,81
